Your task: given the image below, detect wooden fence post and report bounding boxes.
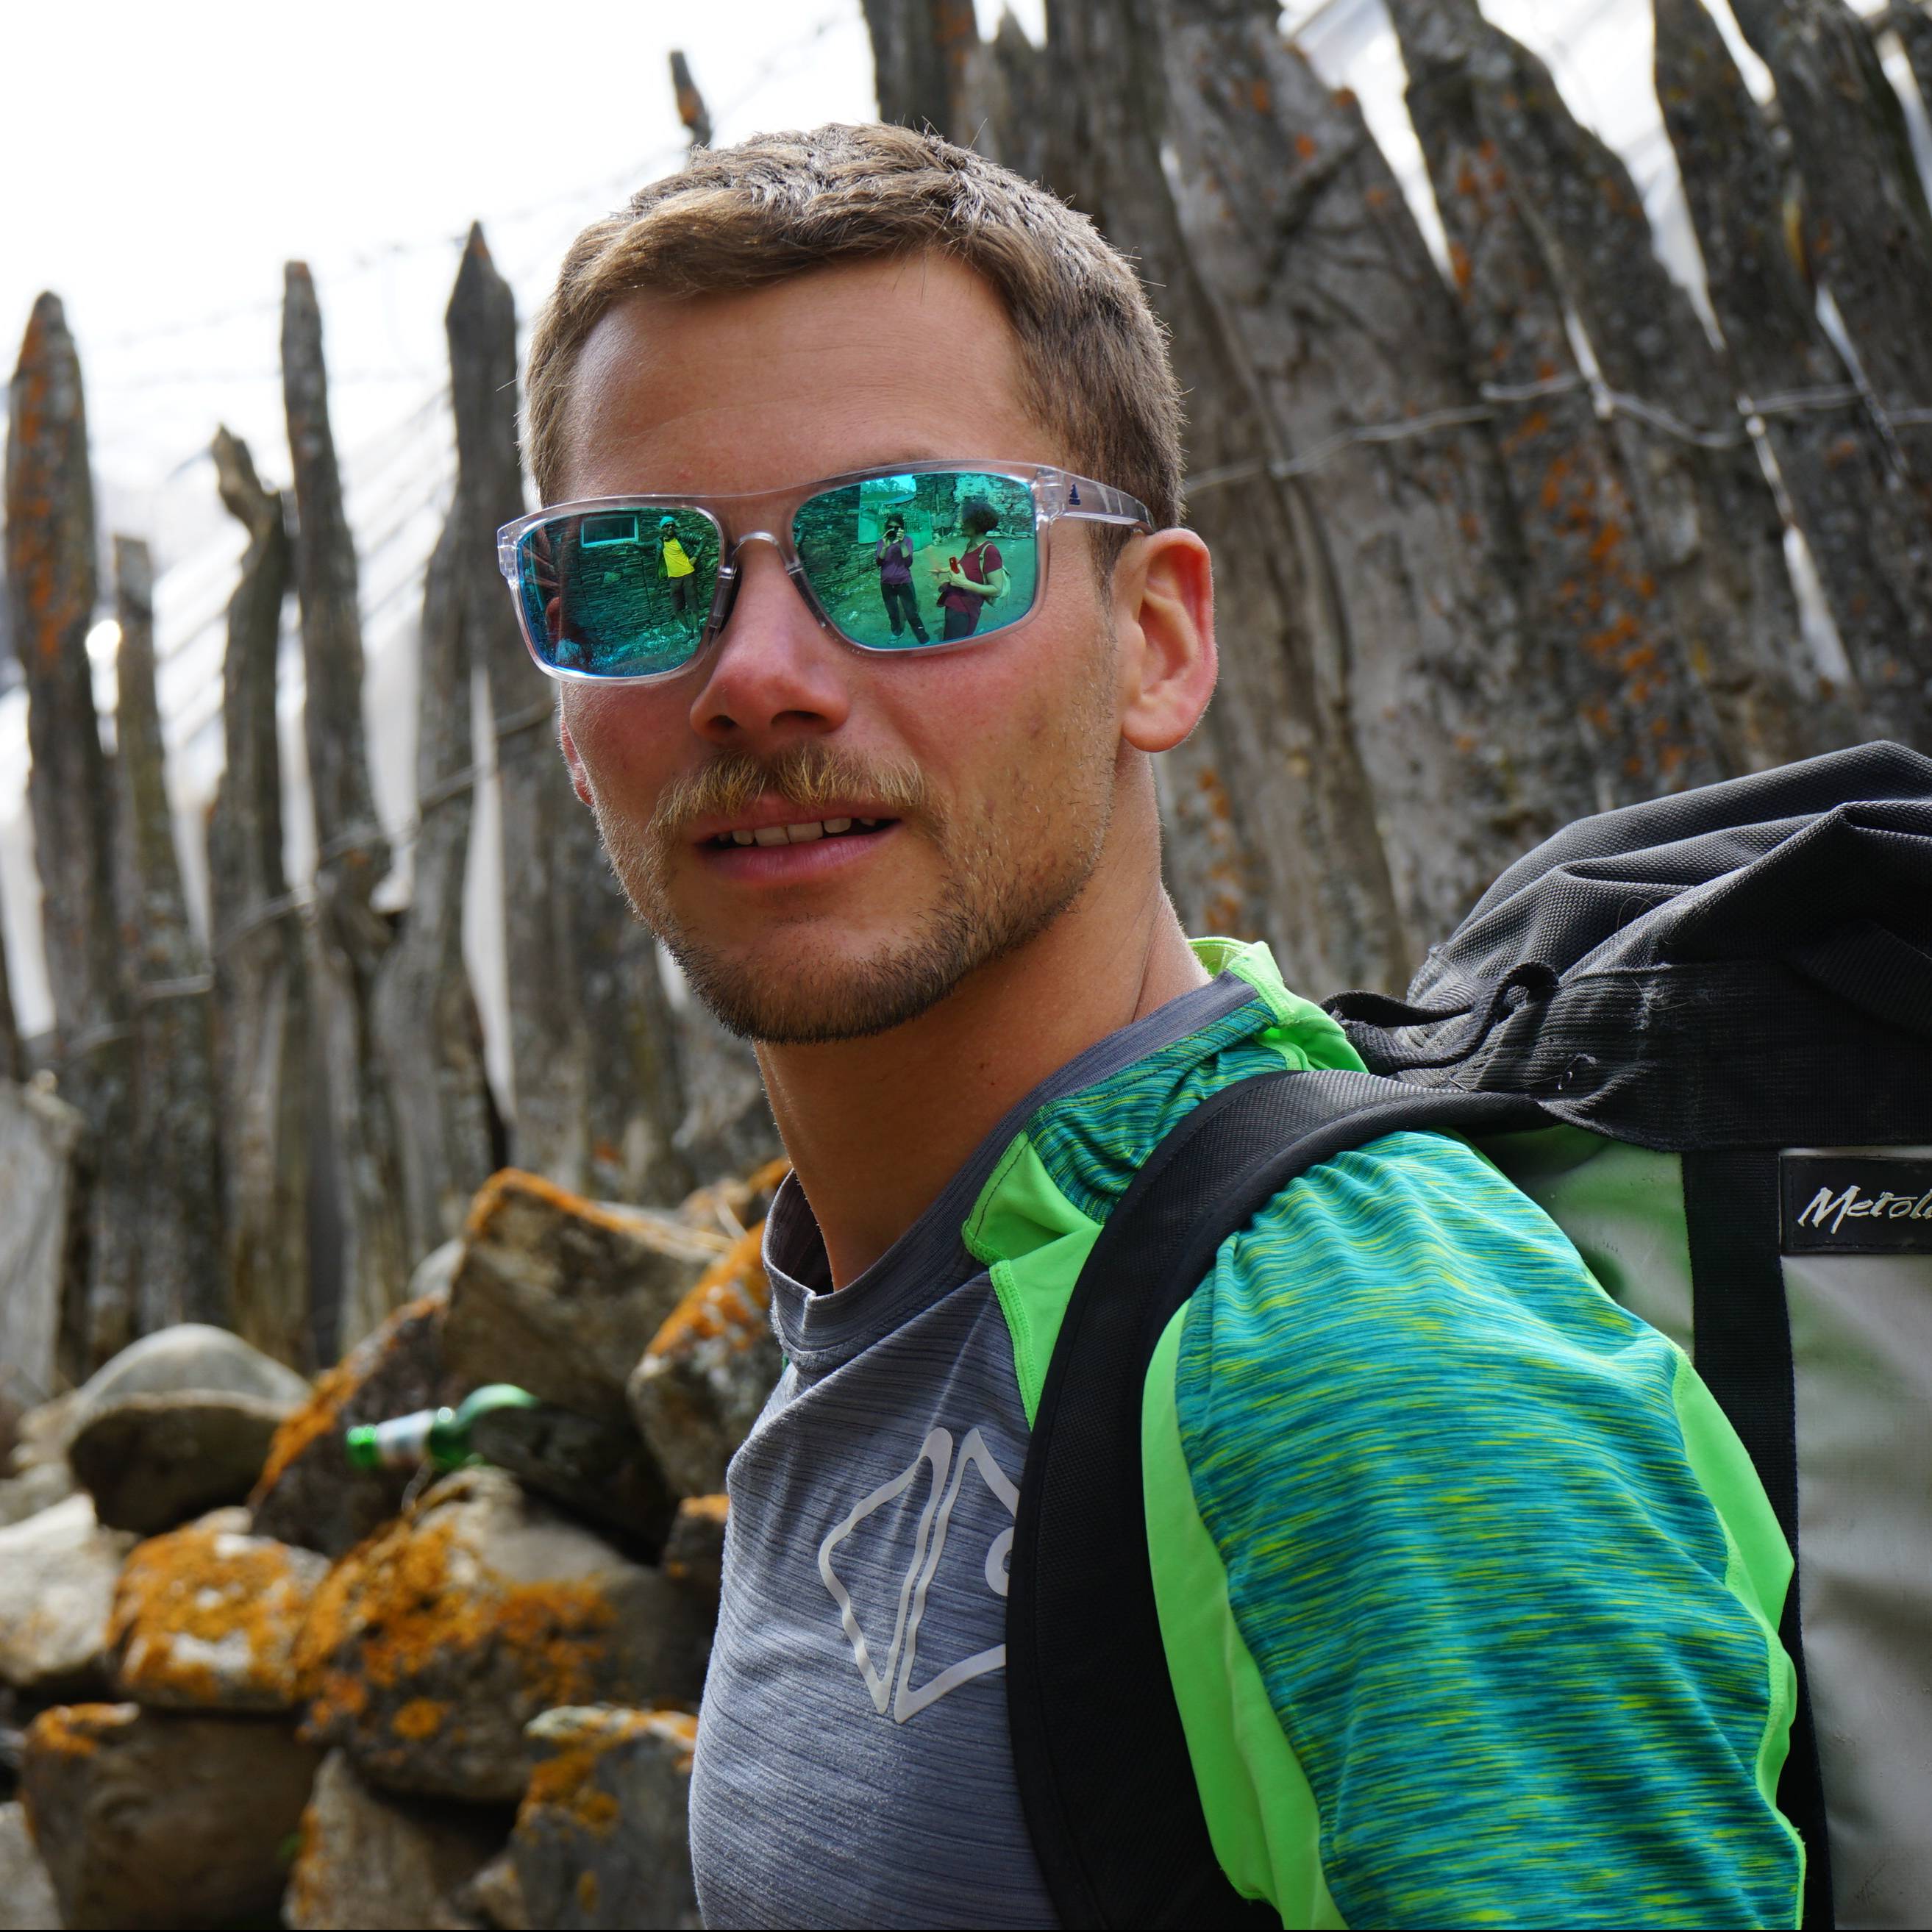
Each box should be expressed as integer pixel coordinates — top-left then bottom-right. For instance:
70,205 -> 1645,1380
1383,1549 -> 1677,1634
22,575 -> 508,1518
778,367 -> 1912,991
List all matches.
282,263 -> 411,1349
447,224 -> 695,1204
1729,0 -> 1932,491
0,884 -> 20,1084
1884,3 -> 1932,121
371,516 -> 497,1256
1154,0 -> 1603,949
1388,0 -> 1726,808
1466,11 -> 1829,771
1655,0 -> 1932,750
112,535 -> 226,1333
5,292 -> 138,1375
207,427 -> 313,1366
669,51 -> 713,147
861,0 -> 981,137
1023,0 -> 1411,991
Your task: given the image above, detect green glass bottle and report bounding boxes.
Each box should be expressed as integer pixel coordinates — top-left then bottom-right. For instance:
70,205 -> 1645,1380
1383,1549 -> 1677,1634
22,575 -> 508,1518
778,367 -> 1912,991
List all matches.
343,1383 -> 538,1474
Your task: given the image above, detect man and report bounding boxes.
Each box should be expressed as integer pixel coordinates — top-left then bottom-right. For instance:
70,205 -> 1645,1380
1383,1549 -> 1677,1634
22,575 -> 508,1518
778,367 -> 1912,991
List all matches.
511,124 -> 1802,1929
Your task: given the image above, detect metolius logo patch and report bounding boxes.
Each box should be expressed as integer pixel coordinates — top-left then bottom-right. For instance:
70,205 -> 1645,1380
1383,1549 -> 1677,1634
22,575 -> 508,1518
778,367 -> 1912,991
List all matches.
1780,1155 -> 1932,1255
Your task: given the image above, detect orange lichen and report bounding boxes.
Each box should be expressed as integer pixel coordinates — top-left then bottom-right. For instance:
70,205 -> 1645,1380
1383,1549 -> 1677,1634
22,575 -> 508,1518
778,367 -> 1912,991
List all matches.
644,1225 -> 771,1358
463,1166 -> 646,1244
391,1697 -> 449,1740
27,1703 -> 137,1761
1294,131 -> 1317,160
296,1489 -> 627,1747
578,1870 -> 601,1913
110,1516 -> 322,1708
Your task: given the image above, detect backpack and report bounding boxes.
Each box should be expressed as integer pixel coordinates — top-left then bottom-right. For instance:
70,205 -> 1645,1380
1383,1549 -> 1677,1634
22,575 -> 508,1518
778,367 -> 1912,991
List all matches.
1008,741 -> 1932,1931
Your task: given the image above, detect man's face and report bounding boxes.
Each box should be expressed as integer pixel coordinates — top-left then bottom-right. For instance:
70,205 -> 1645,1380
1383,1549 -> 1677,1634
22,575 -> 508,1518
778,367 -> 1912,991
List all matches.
555,254 -> 1124,1044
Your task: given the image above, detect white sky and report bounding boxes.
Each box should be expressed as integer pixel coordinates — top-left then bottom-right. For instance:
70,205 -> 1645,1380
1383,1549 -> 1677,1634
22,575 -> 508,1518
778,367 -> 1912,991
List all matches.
0,0 -> 1918,1041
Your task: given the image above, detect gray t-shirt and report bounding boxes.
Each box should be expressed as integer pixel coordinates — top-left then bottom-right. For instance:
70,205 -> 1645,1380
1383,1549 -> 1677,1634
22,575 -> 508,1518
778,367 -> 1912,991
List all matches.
688,975 -> 1257,1930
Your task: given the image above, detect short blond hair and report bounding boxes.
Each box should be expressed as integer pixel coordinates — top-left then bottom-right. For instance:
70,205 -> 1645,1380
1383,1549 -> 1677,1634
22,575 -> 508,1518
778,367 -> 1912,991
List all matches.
523,123 -> 1183,539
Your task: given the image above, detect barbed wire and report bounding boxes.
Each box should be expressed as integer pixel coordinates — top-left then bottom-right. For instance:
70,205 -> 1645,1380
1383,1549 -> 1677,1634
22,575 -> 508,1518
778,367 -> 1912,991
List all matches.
1183,371 -> 1932,496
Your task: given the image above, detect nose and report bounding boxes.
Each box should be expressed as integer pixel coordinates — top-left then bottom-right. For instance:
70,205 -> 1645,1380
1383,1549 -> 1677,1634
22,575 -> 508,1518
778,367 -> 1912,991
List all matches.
688,535 -> 852,752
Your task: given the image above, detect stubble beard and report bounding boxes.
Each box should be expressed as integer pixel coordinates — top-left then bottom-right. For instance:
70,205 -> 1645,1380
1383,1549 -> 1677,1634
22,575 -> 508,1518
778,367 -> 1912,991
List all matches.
591,689 -> 1119,1047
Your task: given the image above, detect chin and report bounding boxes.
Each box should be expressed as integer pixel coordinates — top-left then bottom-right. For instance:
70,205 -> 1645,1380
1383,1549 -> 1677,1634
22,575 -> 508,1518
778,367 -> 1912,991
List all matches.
666,927 -> 985,1045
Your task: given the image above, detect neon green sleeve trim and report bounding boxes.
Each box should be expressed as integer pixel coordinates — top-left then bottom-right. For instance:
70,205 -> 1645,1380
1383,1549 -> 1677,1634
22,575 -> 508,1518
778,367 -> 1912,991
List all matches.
963,1133 -> 1100,1425
1142,1307 -> 1341,1930
1670,1350 -> 1806,1903
1189,938 -> 1366,1076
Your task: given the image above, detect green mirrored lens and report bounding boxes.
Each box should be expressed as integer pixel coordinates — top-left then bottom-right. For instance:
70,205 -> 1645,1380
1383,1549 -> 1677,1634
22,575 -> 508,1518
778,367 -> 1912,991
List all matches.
519,507 -> 719,678
791,471 -> 1038,652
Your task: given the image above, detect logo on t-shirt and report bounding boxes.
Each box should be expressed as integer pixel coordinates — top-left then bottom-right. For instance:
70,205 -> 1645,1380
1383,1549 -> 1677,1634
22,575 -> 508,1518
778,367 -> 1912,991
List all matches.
817,1425 -> 1019,1723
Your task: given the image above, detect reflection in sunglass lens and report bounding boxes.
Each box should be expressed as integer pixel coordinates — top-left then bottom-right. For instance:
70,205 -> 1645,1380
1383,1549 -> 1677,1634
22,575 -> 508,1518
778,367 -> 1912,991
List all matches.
517,506 -> 720,678
791,471 -> 1038,652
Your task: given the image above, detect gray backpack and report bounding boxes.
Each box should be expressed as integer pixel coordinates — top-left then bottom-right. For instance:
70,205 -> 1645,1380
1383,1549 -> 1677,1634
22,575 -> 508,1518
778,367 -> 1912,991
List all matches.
1008,741 -> 1931,1929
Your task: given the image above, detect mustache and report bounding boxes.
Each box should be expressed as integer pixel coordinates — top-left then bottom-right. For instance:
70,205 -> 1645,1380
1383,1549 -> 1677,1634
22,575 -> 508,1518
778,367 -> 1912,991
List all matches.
647,744 -> 935,844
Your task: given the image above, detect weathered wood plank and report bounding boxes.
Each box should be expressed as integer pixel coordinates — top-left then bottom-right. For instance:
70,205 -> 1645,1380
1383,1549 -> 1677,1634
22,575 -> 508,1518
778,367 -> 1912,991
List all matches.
1022,0 -> 1411,991
1469,11 -> 1828,770
1885,1 -> 1932,123
111,536 -> 226,1333
448,224 -> 693,1204
207,428 -> 312,1367
282,263 -> 411,1349
862,0 -> 981,138
1730,0 -> 1932,488
0,880 -> 20,1084
6,292 -> 137,1375
1157,0 -> 1600,947
669,51 -> 713,148
1389,0 -> 1726,808
0,1080 -> 85,1400
1656,0 -> 1932,749
371,517 -> 497,1258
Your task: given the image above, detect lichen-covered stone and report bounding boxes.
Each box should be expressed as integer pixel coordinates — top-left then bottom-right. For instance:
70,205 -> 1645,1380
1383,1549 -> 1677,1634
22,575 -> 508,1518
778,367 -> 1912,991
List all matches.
71,1323 -> 311,1420
69,1390 -> 292,1535
443,1171 -> 717,1427
511,1705 -> 701,1931
660,1495 -> 727,1607
285,1748 -> 507,1931
295,1468 -> 710,1803
627,1225 -> 781,1498
0,1459 -> 74,1532
251,1291 -> 452,1559
19,1702 -> 319,1930
0,1799 -> 60,1932
0,1494 -> 136,1692
108,1507 -> 329,1711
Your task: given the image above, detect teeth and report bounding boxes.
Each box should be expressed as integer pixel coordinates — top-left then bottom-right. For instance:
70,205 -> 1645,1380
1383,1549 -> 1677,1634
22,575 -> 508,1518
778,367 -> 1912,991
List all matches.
857,817 -> 882,829
752,825 -> 790,847
730,830 -> 755,847
824,817 -> 852,835
785,821 -> 824,843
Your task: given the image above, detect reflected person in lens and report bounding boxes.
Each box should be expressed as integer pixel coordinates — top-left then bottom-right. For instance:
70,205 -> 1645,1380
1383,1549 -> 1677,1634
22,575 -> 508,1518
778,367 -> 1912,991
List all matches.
875,511 -> 929,644
933,496 -> 1008,641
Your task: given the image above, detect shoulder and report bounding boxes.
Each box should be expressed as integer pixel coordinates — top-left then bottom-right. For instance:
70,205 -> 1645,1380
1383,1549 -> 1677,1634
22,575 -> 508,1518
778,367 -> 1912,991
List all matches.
1173,1127 -> 1688,1500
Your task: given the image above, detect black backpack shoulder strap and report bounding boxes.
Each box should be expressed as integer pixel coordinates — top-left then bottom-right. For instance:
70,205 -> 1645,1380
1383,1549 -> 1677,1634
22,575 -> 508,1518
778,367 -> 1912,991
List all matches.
1006,1068 -> 1545,1928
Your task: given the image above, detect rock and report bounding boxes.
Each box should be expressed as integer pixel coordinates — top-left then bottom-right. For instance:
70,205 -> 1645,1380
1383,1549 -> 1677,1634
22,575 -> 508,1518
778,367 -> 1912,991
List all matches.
450,1850 -> 530,1931
511,1705 -> 701,1931
108,1508 -> 329,1711
295,1468 -> 711,1804
71,1322 -> 310,1421
443,1171 -> 717,1427
673,1157 -> 789,1244
0,1365 -> 35,1472
69,1391 -> 292,1535
0,1461 -> 75,1531
0,1495 -> 137,1692
7,1392 -> 81,1475
0,1800 -> 60,1931
251,1292 -> 452,1559
660,1495 -> 727,1608
466,1400 -> 675,1559
285,1748 -> 507,1931
627,1225 -> 782,1497
0,1080 -> 85,1402
19,1702 -> 320,1930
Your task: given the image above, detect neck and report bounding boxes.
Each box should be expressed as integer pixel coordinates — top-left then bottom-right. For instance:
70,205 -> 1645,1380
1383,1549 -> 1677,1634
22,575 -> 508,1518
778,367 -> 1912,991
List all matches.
756,810 -> 1206,1288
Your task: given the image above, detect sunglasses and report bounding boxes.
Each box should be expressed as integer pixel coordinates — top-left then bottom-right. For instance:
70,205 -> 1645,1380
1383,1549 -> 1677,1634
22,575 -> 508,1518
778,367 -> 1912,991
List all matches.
496,461 -> 1152,685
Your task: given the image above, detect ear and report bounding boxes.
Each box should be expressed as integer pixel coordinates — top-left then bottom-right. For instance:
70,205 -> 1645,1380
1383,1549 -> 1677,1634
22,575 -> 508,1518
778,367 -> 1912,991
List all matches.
1113,527 -> 1216,753
557,701 -> 596,810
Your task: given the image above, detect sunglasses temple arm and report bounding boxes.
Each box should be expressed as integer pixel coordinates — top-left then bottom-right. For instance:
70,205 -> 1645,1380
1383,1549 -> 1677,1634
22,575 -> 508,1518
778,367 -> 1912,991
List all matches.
1044,473 -> 1153,530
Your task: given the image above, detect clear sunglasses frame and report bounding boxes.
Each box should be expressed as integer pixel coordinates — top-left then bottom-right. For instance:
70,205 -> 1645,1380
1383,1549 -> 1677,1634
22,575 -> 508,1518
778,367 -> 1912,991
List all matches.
494,459 -> 1153,688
